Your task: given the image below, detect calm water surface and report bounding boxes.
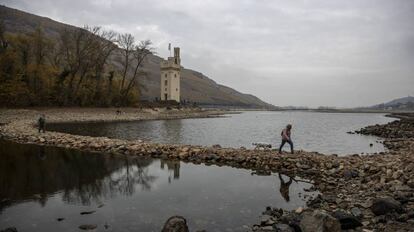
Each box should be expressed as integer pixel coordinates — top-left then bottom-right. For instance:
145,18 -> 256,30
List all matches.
0,140 -> 316,232
49,111 -> 394,155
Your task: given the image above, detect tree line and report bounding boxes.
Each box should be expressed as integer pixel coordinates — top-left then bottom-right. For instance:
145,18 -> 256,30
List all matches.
0,22 -> 153,107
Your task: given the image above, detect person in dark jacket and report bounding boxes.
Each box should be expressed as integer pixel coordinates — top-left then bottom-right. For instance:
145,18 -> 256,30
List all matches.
38,114 -> 46,133
279,124 -> 293,154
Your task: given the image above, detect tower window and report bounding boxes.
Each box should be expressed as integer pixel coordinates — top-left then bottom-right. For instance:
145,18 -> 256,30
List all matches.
165,88 -> 167,91
165,80 -> 168,85
174,74 -> 176,77
165,74 -> 167,77
176,88 -> 178,91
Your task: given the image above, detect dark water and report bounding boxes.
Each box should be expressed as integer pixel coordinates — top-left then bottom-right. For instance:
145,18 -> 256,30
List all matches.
48,111 -> 394,155
0,140 -> 316,232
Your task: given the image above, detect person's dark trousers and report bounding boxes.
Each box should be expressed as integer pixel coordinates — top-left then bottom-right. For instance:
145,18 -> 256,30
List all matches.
39,125 -> 45,133
279,139 -> 294,154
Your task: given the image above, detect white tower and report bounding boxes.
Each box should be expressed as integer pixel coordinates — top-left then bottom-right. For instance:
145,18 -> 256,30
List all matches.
160,47 -> 181,102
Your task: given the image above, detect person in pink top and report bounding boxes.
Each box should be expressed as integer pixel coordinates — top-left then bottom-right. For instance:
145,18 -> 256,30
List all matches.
279,124 -> 294,154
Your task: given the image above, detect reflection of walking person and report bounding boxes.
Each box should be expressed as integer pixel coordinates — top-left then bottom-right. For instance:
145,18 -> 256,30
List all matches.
38,114 -> 46,133
37,146 -> 46,160
279,124 -> 294,154
278,173 -> 293,202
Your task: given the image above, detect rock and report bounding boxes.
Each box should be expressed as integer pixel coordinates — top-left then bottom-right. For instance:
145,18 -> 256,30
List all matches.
407,179 -> 414,188
79,224 -> 97,230
56,217 -> 65,221
80,210 -> 96,215
299,210 -> 341,232
161,216 -> 189,232
178,152 -> 188,159
356,201 -> 372,209
322,194 -> 336,203
295,207 -> 303,214
274,224 -> 294,232
394,191 -> 411,204
350,207 -> 363,218
259,226 -> 274,231
407,209 -> 414,219
371,197 -> 403,216
260,215 -> 275,226
396,213 -> 408,222
332,210 -> 362,229
343,169 -> 359,179
0,228 -> 17,232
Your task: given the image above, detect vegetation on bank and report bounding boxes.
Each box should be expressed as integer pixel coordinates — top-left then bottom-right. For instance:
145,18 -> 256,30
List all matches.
0,21 -> 153,107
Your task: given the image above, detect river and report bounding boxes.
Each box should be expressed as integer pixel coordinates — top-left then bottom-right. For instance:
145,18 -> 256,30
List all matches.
48,111 -> 394,155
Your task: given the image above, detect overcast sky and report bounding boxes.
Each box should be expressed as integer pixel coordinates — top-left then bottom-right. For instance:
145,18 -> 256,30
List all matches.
3,0 -> 414,107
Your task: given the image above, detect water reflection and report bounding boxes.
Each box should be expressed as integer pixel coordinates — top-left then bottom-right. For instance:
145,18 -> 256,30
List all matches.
0,140 -> 316,232
0,140 -> 157,211
160,160 -> 180,183
278,174 -> 293,202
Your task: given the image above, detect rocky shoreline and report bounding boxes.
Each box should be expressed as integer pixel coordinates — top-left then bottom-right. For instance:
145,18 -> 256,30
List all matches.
0,109 -> 413,232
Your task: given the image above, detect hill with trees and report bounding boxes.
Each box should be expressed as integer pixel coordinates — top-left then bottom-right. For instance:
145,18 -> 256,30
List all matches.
0,5 -> 276,109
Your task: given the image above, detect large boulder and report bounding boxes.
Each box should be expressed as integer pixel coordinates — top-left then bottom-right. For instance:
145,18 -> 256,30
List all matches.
371,197 -> 403,216
162,216 -> 189,232
332,210 -> 362,229
299,210 -> 341,232
274,223 -> 294,232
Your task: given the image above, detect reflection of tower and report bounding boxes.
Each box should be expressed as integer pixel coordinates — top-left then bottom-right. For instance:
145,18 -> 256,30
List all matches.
160,160 -> 181,181
173,163 -> 180,179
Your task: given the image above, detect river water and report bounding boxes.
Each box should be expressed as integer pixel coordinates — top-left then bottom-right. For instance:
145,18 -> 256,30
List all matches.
0,140 -> 316,232
48,111 -> 394,155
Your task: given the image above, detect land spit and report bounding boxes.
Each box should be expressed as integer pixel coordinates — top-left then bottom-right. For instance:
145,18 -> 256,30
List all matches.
0,108 -> 413,232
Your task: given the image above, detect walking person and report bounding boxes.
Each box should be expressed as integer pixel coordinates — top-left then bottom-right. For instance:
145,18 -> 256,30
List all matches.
279,124 -> 294,154
38,114 -> 46,133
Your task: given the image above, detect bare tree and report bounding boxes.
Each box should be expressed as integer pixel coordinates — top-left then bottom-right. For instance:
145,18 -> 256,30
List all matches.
121,40 -> 154,102
0,20 -> 8,53
58,26 -> 117,104
117,33 -> 135,90
87,27 -> 118,103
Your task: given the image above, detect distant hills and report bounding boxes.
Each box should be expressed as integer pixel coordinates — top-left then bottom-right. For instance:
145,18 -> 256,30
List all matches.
0,5 -> 276,109
367,96 -> 414,111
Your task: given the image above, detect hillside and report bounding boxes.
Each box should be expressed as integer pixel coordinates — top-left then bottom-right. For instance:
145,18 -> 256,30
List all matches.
368,96 -> 414,111
0,5 -> 276,109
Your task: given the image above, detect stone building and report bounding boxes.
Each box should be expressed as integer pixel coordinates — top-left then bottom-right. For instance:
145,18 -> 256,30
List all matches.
160,47 -> 181,102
